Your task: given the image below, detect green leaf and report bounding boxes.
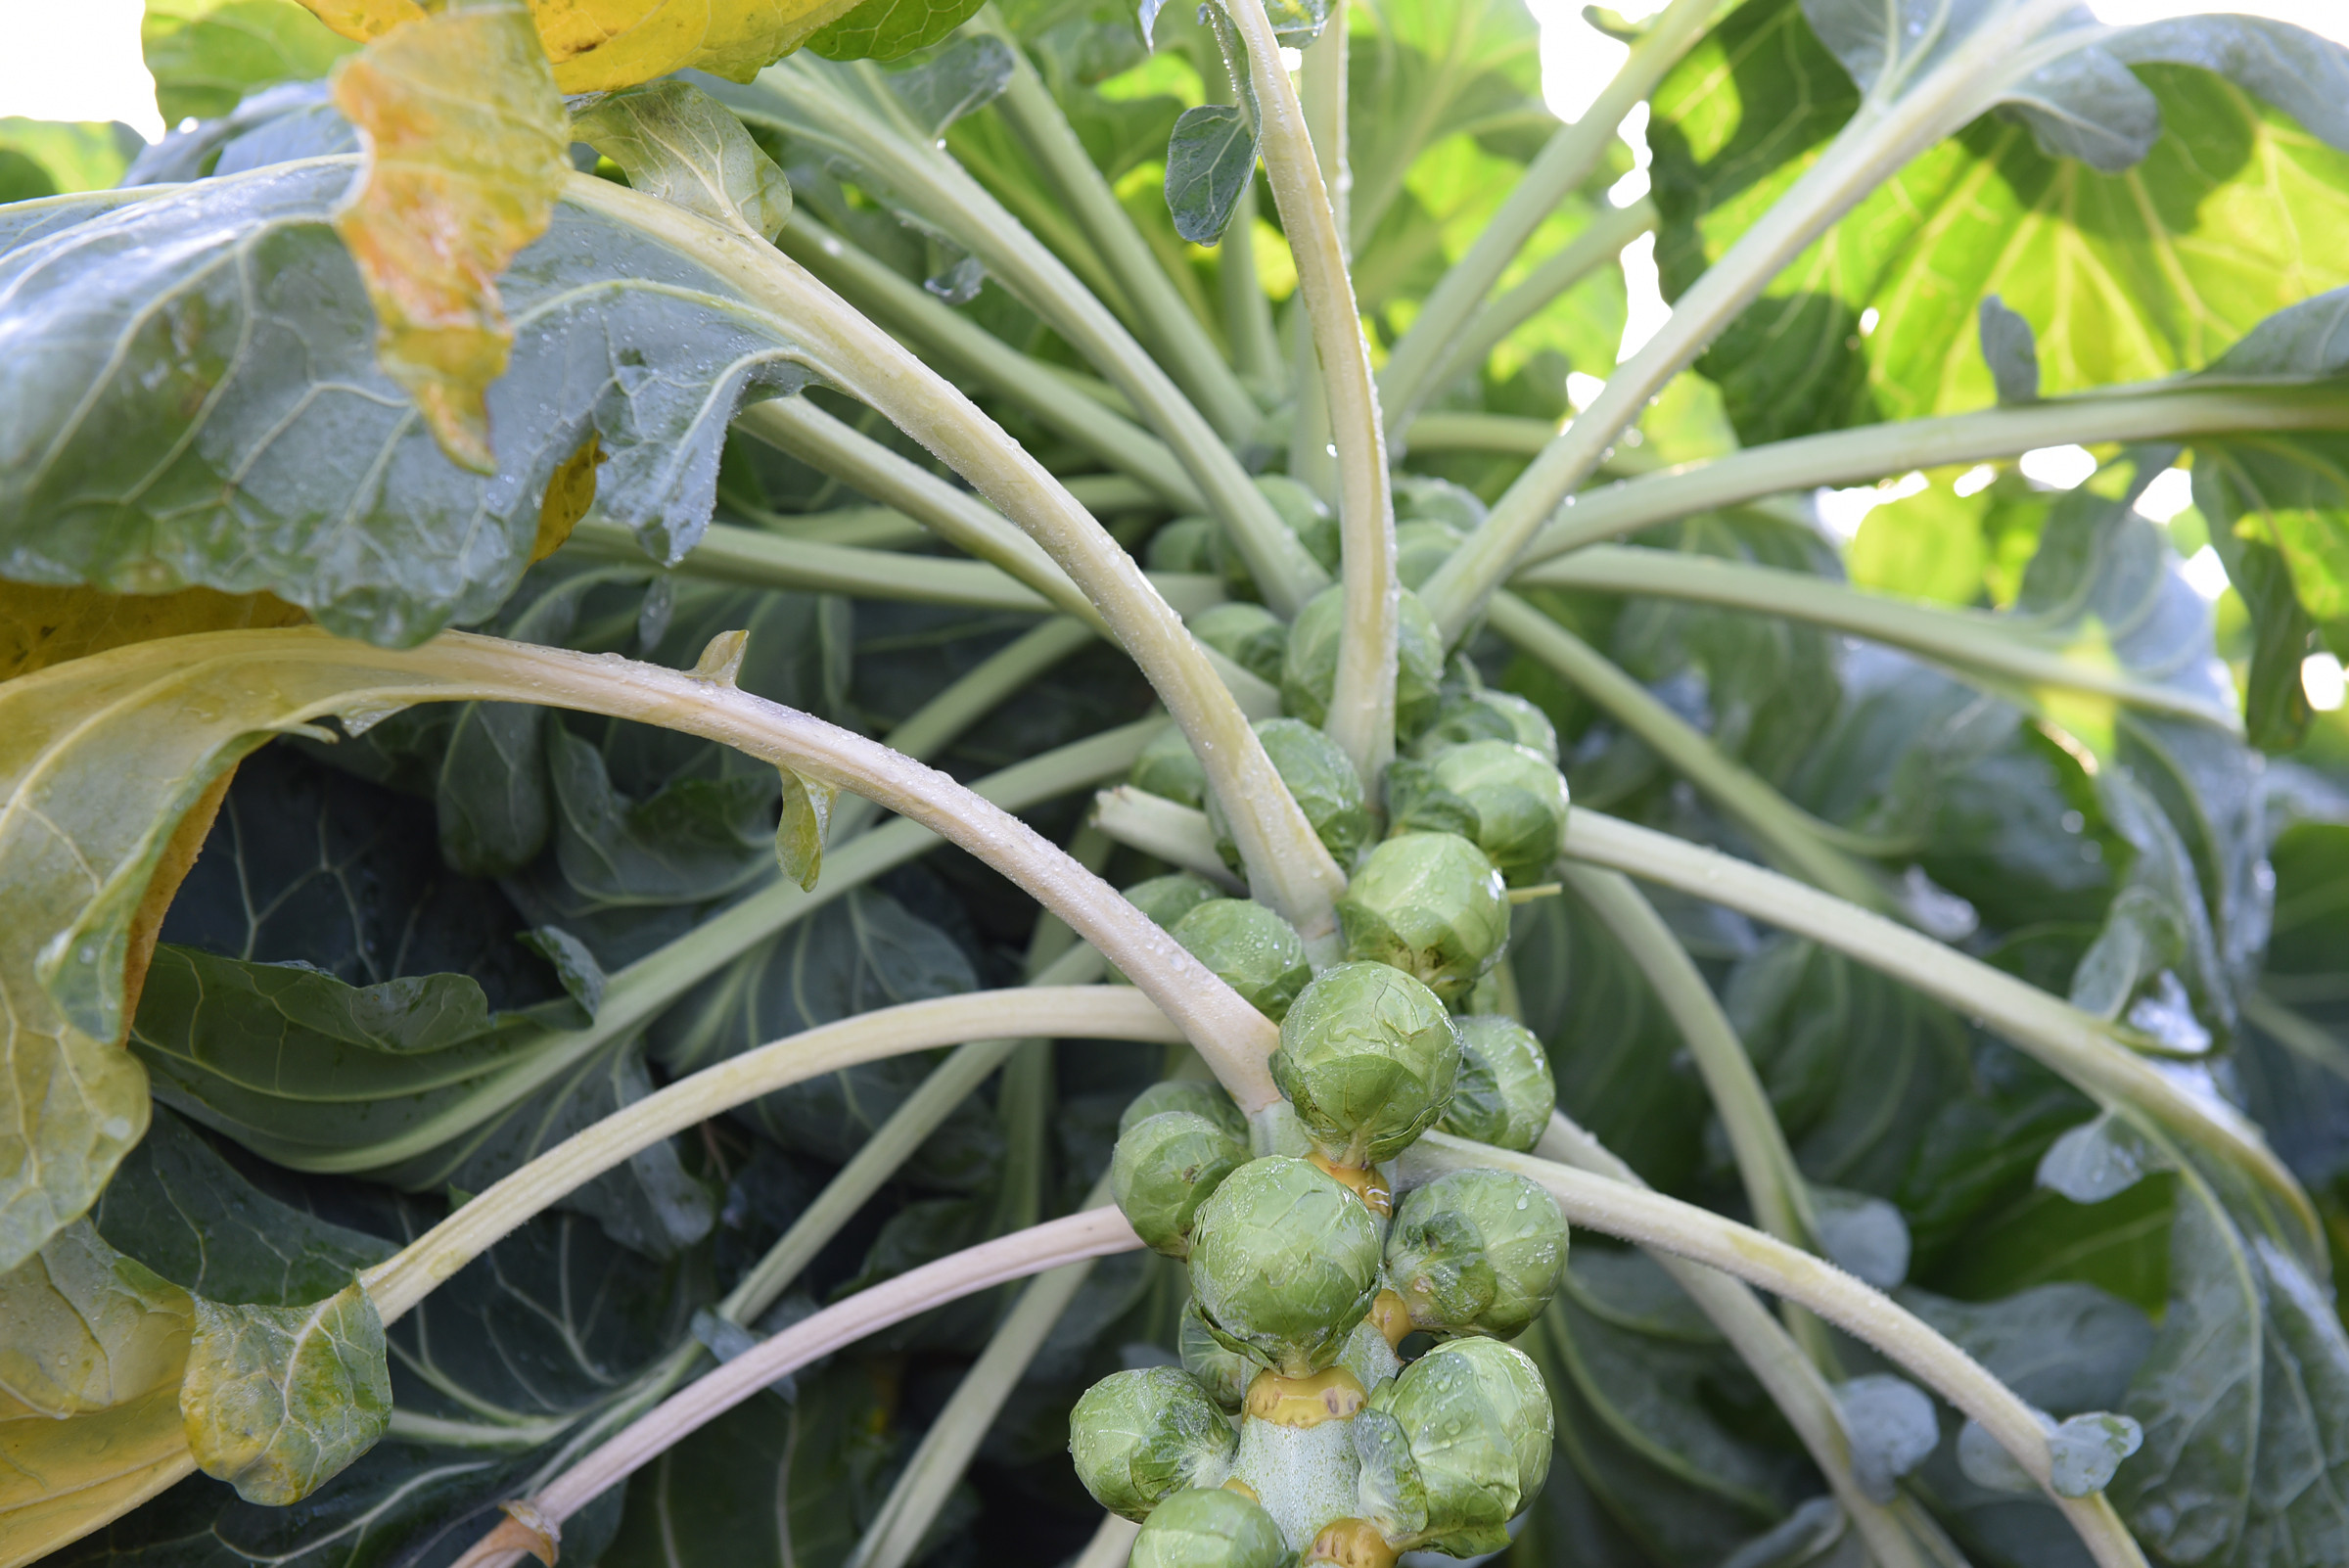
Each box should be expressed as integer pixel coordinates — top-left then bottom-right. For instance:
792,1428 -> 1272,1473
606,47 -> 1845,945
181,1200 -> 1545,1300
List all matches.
0,159 -> 813,646
1651,0 -> 2349,443
807,0 -> 990,62
2112,1162 -> 2349,1566
570,79 -> 793,242
776,766 -> 837,891
603,1362 -> 894,1568
180,1280 -> 392,1506
2195,431 -> 2349,752
0,119 -> 144,198
649,887 -> 1002,1190
1978,295 -> 2040,405
1163,103 -> 1256,246
93,1108 -> 395,1308
141,0 -> 361,125
1344,0 -> 1546,240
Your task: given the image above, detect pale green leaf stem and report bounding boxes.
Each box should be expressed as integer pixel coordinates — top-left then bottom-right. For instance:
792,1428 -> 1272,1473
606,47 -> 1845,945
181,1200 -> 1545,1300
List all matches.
1489,591 -> 1888,906
1535,1109 -> 1959,1568
775,216 -> 1208,508
450,1208 -> 1146,1568
734,61 -> 1329,614
1376,0 -> 1729,430
1559,868 -> 1819,1254
1420,0 -> 2099,640
974,8 -> 1262,443
1089,785 -> 1243,889
562,173 -> 1349,943
1559,807 -> 2322,1256
847,1172 -> 1119,1568
1224,0 -> 1400,786
1398,1131 -> 2150,1568
1516,545 -> 2241,730
1517,384 -> 2349,564
361,986 -> 1181,1319
1396,198 -> 1658,438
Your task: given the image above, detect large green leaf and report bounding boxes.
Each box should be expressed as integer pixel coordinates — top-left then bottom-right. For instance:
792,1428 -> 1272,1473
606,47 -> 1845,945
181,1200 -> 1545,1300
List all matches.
1649,0 -> 2349,443
1344,0 -> 1547,241
0,158 -> 812,645
141,0 -> 360,126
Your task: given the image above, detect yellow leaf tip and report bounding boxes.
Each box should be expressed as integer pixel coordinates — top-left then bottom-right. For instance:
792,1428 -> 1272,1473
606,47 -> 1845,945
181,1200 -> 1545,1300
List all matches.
692,629 -> 751,685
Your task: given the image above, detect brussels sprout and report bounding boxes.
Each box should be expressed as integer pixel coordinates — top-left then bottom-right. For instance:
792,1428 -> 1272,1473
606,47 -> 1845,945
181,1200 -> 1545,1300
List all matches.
1124,873 -> 1222,931
1352,1338 -> 1554,1556
1180,1298 -> 1255,1411
1147,517 -> 1219,574
1130,727 -> 1208,807
1439,1016 -> 1554,1153
1385,740 -> 1570,887
1189,603 -> 1290,686
1069,1366 -> 1239,1521
1270,963 -> 1459,1166
1259,473 -> 1342,572
1281,585 -> 1444,740
1123,1080 -> 1247,1141
1394,521 -> 1462,592
1384,1168 -> 1568,1339
1114,1111 -> 1250,1258
1188,1157 -> 1384,1375
1393,474 -> 1487,531
1171,899 -> 1313,1022
1208,717 -> 1372,872
1131,1486 -> 1292,1568
1412,688 -> 1559,763
1335,834 -> 1509,1002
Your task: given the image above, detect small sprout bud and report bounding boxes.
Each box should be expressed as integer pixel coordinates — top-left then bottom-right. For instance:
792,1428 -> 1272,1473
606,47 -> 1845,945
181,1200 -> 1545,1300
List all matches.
1146,517 -> 1219,575
1258,473 -> 1342,572
1244,1366 -> 1367,1427
1282,586 -> 1444,740
1124,873 -> 1221,931
1114,1111 -> 1250,1258
1353,1338 -> 1554,1556
1189,603 -> 1290,686
1272,963 -> 1460,1167
1130,727 -> 1207,808
1188,1157 -> 1384,1376
1439,1016 -> 1555,1153
1170,899 -> 1313,1022
1070,1366 -> 1239,1521
1393,521 -> 1463,591
1384,1169 -> 1568,1340
1413,688 -> 1559,763
1393,474 -> 1487,531
1335,834 -> 1509,1003
1384,740 -> 1571,887
1209,718 -> 1372,873
1181,1298 -> 1254,1411
1305,1518 -> 1401,1568
1122,1080 -> 1247,1142
1130,1486 -> 1291,1568
1336,1312 -> 1403,1396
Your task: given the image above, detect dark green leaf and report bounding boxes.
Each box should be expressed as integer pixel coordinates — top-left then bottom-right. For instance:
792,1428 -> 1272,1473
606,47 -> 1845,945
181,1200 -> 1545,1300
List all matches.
93,1109 -> 394,1309
0,159 -> 811,645
1163,103 -> 1256,246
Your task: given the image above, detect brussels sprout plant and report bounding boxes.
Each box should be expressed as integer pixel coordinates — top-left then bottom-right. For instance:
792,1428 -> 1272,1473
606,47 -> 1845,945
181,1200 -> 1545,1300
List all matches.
4,0 -> 2348,1563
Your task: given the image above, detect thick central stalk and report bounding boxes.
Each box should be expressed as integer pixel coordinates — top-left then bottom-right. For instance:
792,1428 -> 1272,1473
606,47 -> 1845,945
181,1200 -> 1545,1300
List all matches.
1226,0 -> 1400,785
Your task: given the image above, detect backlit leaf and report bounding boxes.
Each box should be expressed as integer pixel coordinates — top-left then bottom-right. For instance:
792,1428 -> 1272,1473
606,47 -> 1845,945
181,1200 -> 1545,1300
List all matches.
142,0 -> 362,125
328,0 -> 573,471
570,79 -> 792,242
807,0 -> 990,62
1163,103 -> 1254,246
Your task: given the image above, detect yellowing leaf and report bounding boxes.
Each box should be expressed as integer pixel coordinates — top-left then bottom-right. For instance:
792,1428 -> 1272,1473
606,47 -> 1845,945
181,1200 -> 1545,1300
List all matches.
180,1281 -> 392,1504
296,0 -> 858,91
0,581 -> 306,683
0,1224 -> 199,1568
329,0 -> 572,473
532,432 -> 606,561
